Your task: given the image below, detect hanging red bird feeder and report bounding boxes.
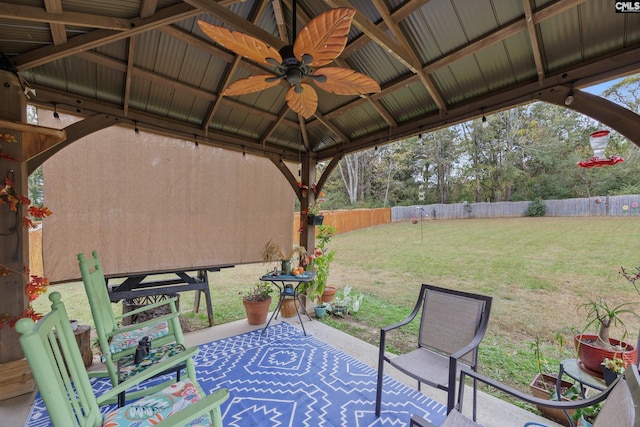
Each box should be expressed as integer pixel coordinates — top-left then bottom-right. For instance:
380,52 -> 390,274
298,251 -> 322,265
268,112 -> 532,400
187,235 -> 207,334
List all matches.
578,130 -> 624,168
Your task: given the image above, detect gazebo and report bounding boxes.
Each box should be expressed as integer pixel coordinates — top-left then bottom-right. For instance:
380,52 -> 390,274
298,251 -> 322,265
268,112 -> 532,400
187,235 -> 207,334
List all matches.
1,0 -> 640,384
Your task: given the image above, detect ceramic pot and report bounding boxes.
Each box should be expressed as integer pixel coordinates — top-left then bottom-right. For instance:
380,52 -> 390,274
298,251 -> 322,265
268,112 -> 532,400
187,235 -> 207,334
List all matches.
314,304 -> 327,319
574,334 -> 637,374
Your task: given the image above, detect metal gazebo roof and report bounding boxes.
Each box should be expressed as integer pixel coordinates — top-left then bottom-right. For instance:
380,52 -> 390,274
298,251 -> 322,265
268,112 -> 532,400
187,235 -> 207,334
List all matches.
1,0 -> 639,172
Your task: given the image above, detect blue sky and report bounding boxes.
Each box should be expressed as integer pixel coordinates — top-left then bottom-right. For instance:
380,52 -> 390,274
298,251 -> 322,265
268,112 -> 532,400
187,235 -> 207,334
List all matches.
583,77 -> 624,95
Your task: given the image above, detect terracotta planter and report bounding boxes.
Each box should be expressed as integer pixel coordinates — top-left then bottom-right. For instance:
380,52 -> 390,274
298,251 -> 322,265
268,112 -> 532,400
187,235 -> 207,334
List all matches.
574,334 -> 638,374
243,297 -> 271,325
322,286 -> 337,303
530,373 -> 575,426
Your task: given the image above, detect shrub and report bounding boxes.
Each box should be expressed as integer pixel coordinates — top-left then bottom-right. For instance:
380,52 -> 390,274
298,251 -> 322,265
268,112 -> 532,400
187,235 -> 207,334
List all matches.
527,199 -> 546,217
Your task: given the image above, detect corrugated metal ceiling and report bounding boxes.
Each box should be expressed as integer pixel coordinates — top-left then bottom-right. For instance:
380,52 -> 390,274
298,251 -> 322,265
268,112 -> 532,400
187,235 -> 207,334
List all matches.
0,0 -> 638,165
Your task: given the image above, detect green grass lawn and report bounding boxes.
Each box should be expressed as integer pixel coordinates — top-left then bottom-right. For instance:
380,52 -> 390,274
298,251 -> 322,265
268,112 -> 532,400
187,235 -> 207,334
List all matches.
34,216 -> 640,403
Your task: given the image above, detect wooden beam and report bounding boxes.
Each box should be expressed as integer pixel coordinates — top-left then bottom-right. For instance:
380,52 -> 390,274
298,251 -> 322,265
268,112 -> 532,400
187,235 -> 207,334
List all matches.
201,0 -> 271,131
323,0 -> 420,73
183,0 -> 285,49
123,37 -> 135,116
522,0 -> 545,85
370,0 -> 446,111
43,0 -> 67,45
0,119 -> 67,165
13,3 -> 200,70
0,2 -> 133,30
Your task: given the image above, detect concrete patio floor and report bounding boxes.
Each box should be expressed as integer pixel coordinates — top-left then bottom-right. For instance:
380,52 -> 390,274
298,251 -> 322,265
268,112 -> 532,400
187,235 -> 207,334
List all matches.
0,315 -> 561,427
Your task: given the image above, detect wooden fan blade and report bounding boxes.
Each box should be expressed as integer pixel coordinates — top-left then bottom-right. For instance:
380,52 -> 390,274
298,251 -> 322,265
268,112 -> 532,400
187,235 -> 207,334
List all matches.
223,74 -> 282,96
293,8 -> 355,67
286,83 -> 318,119
312,67 -> 381,95
197,20 -> 282,67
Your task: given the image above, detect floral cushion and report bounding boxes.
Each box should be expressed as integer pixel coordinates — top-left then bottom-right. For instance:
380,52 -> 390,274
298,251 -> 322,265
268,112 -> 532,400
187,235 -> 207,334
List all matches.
117,343 -> 186,381
109,321 -> 170,354
103,379 -> 212,427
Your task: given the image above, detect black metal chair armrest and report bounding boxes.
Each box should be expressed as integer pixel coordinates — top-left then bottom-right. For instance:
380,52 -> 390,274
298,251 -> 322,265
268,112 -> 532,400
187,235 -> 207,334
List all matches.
456,365 -> 618,413
381,295 -> 424,333
410,414 -> 437,427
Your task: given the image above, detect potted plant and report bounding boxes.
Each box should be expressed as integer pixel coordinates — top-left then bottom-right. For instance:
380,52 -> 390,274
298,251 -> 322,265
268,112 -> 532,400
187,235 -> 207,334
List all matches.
575,297 -> 639,374
300,226 -> 336,307
601,357 -> 625,385
313,303 -> 327,319
305,192 -> 325,225
241,282 -> 273,325
529,335 -> 578,426
570,402 -> 603,427
327,286 -> 363,317
261,239 -> 306,276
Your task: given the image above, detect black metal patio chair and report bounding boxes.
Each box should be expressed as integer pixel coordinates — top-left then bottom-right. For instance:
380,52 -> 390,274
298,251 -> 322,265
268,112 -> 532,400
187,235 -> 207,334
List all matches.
376,284 -> 492,420
410,363 -> 639,427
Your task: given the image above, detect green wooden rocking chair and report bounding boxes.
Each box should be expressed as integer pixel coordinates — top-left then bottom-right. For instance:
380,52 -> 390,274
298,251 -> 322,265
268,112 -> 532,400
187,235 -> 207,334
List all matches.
78,250 -> 197,405
17,292 -> 229,427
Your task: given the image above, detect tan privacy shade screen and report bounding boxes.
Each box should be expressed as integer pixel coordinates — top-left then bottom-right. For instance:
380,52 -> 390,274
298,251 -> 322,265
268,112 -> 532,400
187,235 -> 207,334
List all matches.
42,125 -> 293,283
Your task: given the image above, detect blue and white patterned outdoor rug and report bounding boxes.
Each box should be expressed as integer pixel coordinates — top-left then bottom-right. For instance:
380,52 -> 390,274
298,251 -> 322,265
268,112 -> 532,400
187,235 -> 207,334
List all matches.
25,322 -> 447,426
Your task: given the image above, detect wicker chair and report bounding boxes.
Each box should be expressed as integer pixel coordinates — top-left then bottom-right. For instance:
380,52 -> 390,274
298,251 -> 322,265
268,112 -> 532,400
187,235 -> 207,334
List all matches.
410,363 -> 639,426
78,250 -> 197,405
17,292 -> 229,427
376,284 -> 492,420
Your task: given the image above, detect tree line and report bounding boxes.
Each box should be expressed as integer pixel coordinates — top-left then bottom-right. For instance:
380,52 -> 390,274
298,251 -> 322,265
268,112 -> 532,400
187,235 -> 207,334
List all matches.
319,75 -> 640,211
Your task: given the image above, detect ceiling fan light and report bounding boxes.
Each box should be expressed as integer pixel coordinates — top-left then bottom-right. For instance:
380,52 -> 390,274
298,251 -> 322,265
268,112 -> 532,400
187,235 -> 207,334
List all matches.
286,68 -> 303,85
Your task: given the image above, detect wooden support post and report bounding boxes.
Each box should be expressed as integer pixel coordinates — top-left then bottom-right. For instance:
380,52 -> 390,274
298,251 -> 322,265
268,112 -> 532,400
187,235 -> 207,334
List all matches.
299,151 -> 316,252
0,70 -> 30,365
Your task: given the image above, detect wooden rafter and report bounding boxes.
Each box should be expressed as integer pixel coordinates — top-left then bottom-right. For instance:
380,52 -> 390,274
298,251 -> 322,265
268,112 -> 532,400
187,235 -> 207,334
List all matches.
12,3 -> 200,70
522,0 -> 545,85
183,0 -> 285,49
201,0 -> 271,132
369,0 -> 446,111
123,37 -> 135,116
43,0 -> 66,45
260,106 -> 292,147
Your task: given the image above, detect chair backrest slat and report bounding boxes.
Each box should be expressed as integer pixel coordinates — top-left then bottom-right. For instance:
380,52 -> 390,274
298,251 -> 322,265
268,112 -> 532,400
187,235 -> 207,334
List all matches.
419,286 -> 488,366
78,251 -> 118,336
16,293 -> 102,427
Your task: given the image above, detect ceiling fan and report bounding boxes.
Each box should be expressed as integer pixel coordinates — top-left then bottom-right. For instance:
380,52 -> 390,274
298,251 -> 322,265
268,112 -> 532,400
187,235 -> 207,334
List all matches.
197,3 -> 381,119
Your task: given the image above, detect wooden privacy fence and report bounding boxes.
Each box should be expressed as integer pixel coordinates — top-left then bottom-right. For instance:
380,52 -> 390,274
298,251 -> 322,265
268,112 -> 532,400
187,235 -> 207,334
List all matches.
392,195 -> 640,221
293,208 -> 391,238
